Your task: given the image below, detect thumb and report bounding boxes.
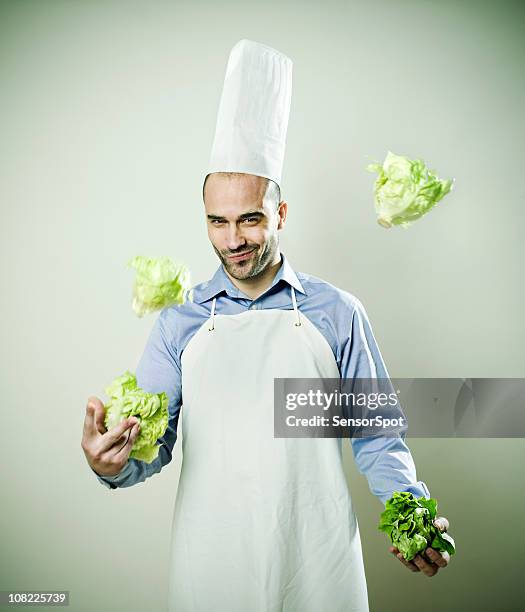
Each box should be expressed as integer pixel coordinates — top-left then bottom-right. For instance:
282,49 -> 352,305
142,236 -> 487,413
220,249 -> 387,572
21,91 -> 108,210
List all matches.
115,421 -> 141,461
434,516 -> 449,532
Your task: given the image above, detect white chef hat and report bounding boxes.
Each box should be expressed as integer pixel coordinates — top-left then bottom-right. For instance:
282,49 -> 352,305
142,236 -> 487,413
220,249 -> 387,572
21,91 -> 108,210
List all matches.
206,39 -> 293,189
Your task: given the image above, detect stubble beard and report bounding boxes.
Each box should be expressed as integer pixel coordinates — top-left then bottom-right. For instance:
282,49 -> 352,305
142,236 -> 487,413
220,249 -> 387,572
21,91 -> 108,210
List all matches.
215,234 -> 279,281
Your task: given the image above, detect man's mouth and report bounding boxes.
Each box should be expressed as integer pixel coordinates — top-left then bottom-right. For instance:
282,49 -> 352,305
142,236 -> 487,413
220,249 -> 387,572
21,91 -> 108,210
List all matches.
227,248 -> 255,262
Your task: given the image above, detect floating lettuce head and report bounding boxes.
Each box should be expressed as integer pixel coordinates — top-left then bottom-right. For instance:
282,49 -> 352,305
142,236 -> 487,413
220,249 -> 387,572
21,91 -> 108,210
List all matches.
378,491 -> 456,561
128,256 -> 193,317
367,151 -> 454,228
104,371 -> 169,464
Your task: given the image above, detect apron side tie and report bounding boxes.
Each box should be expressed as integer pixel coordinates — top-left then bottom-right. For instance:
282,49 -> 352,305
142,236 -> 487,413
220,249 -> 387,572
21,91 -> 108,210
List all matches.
291,286 -> 301,327
208,297 -> 216,331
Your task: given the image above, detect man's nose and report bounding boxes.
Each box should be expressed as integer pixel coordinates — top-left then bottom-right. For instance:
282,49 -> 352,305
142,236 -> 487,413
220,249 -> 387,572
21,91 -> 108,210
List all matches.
225,224 -> 247,251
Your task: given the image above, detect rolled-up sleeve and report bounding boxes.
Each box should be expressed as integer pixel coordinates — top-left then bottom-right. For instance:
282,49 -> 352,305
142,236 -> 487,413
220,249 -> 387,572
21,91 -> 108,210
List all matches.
94,307 -> 182,490
339,297 -> 430,505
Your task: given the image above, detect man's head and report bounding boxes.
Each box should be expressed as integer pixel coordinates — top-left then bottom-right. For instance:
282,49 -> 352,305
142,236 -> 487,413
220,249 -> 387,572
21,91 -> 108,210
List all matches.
203,172 -> 287,281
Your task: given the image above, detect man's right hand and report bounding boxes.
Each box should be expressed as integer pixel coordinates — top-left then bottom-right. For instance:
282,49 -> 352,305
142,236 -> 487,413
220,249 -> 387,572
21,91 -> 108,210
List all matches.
81,396 -> 140,477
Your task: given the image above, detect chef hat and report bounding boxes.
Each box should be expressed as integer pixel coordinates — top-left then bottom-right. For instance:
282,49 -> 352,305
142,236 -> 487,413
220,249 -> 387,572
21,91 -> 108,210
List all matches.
206,39 -> 293,188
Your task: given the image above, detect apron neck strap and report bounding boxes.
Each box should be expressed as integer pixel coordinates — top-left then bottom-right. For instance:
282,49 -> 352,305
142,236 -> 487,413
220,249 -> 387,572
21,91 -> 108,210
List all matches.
291,286 -> 302,327
208,297 -> 217,331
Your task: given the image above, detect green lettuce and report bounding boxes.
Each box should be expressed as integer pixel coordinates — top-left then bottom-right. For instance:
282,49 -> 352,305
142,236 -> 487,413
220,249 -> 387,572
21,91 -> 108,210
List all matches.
104,371 -> 169,464
378,491 -> 456,561
366,151 -> 454,228
128,255 -> 193,317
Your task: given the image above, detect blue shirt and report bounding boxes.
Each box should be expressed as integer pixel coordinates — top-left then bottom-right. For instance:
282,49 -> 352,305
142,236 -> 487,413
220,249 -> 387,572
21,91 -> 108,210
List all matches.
93,252 -> 430,505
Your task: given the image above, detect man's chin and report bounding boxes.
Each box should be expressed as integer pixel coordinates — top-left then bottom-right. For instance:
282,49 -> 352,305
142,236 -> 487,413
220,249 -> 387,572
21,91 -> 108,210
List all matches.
221,251 -> 258,278
224,262 -> 255,280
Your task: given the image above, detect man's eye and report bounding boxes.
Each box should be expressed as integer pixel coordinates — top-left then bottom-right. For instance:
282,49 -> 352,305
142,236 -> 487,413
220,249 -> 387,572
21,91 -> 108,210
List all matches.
242,217 -> 258,223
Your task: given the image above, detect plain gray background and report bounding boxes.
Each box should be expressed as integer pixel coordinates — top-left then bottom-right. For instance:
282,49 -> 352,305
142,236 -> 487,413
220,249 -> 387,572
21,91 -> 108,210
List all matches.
1,0 -> 524,610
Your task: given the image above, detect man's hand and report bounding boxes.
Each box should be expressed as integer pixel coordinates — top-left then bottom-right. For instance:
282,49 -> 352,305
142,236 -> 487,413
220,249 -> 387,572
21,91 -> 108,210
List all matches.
81,396 -> 140,477
389,516 -> 451,577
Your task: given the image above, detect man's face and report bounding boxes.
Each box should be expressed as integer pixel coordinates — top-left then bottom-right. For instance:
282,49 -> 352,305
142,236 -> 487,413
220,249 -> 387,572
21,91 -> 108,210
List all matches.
204,173 -> 286,280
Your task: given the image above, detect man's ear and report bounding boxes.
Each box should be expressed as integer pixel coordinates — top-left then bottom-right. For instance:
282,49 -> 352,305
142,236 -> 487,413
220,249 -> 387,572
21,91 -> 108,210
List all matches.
277,201 -> 288,229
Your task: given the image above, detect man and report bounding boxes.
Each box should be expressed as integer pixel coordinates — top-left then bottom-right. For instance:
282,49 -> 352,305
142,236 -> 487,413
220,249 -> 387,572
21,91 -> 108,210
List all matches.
82,40 -> 451,611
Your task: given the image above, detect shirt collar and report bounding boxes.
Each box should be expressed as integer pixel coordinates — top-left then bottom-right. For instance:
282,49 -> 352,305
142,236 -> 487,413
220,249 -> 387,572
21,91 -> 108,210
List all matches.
194,252 -> 307,304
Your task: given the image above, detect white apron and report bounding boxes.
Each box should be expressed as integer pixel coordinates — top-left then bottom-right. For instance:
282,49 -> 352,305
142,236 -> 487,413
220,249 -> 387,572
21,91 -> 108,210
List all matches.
167,287 -> 369,612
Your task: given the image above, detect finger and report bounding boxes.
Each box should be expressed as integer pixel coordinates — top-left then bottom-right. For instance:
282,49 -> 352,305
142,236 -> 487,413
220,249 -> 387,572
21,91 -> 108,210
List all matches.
434,516 -> 449,532
91,397 -> 108,435
397,553 -> 421,572
425,548 -> 450,567
83,398 -> 103,438
100,417 -> 139,452
83,403 -> 95,437
114,422 -> 141,462
390,548 -> 420,572
413,554 -> 439,577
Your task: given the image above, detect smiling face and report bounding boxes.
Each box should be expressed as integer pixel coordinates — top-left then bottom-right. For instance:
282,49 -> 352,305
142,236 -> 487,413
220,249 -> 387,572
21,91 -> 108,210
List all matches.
203,172 -> 287,281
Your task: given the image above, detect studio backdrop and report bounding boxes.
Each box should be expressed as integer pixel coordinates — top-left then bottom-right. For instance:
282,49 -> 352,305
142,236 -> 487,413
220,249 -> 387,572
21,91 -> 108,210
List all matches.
1,1 -> 524,611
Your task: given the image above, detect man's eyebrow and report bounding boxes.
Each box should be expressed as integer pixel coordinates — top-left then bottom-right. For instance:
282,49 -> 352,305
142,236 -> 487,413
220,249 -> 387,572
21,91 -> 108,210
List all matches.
207,210 -> 266,221
238,210 -> 265,219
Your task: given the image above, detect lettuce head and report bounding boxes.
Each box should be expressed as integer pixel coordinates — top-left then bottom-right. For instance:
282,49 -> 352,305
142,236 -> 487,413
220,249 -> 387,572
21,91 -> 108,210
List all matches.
366,151 -> 454,228
128,255 -> 193,317
378,491 -> 456,561
104,371 -> 169,464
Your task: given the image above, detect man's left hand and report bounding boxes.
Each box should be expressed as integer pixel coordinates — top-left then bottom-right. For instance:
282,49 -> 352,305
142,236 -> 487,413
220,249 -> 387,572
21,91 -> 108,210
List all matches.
388,516 -> 451,577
